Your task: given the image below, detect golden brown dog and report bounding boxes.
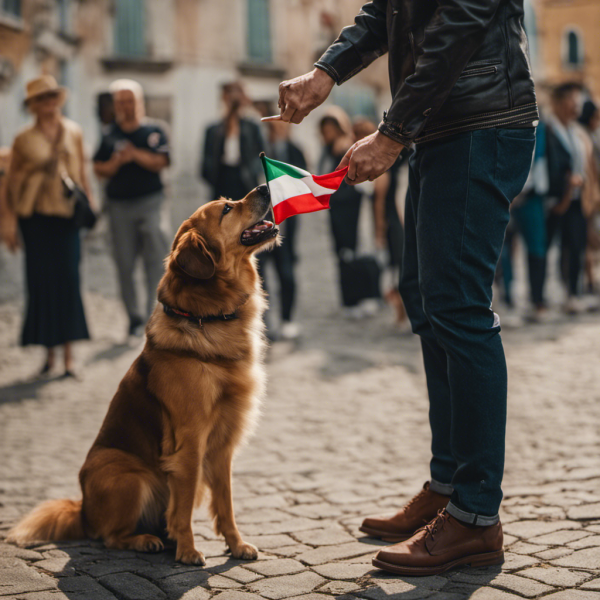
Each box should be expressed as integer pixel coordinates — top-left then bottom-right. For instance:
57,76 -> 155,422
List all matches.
8,185 -> 279,565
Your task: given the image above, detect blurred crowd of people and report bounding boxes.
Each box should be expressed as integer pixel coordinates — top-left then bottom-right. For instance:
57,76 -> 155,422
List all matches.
1,75 -> 600,376
498,82 -> 600,325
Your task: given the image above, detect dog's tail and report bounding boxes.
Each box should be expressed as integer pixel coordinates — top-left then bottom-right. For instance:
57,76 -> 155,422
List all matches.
7,499 -> 85,545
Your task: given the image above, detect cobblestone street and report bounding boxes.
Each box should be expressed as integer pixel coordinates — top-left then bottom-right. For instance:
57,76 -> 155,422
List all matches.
1,185 -> 600,600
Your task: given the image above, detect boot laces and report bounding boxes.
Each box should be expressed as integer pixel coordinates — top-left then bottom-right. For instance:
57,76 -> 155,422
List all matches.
403,486 -> 428,512
423,508 -> 450,542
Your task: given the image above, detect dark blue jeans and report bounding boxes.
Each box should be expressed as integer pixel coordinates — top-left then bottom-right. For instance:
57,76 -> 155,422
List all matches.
399,128 -> 535,525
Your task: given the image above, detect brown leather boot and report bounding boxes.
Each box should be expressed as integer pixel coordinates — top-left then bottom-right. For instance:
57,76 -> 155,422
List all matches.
372,508 -> 504,576
359,482 -> 450,542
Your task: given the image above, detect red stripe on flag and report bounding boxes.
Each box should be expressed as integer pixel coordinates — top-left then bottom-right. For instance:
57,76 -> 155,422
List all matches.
312,166 -> 348,189
273,192 -> 333,224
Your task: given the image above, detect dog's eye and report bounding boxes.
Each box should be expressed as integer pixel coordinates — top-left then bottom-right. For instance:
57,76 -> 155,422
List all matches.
222,204 -> 233,216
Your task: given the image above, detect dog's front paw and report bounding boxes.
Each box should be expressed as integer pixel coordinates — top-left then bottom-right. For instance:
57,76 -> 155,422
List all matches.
230,541 -> 258,560
176,547 -> 206,566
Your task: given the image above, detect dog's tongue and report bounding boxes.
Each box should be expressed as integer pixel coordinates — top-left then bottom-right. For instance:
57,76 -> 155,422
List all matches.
243,220 -> 273,237
254,220 -> 273,231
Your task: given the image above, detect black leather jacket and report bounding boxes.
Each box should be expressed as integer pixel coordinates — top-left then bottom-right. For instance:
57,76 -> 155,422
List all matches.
315,0 -> 538,145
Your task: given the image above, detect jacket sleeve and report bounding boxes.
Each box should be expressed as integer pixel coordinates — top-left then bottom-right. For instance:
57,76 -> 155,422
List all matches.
378,0 -> 503,145
314,0 -> 388,85
201,126 -> 216,185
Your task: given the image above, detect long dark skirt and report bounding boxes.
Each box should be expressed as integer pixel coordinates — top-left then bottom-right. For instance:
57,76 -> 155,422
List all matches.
19,214 -> 89,348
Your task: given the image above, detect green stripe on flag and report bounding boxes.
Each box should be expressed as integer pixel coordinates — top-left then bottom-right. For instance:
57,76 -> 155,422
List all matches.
261,156 -> 309,181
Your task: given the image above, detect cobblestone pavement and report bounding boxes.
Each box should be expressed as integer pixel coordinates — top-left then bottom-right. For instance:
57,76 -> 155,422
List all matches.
1,185 -> 600,600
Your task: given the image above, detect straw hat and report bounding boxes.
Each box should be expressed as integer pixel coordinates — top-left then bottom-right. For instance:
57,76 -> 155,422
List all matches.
24,75 -> 67,105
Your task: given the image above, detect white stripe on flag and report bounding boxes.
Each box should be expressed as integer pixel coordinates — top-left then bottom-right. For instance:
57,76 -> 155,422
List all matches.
269,174 -> 334,206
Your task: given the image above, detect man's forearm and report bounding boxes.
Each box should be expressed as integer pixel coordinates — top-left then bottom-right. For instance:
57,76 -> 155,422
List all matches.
132,148 -> 168,173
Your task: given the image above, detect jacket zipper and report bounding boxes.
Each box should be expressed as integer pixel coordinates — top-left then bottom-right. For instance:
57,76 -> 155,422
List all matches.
459,66 -> 497,79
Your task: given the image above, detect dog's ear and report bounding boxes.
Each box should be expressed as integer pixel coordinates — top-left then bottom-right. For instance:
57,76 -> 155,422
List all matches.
173,230 -> 216,279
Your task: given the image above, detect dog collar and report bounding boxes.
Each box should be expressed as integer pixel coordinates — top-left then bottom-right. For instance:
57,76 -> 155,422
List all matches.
162,303 -> 238,327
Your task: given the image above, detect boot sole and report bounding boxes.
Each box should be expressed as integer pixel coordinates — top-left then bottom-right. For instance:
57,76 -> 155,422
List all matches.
372,549 -> 504,576
358,525 -> 412,543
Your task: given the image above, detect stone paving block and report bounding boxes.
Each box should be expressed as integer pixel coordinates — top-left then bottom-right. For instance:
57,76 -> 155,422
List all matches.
245,558 -> 305,576
313,562 -> 373,580
33,558 -> 76,577
567,534 -> 600,549
518,566 -> 590,587
501,552 -> 539,570
285,503 -> 345,519
0,562 -> 57,596
543,592 -> 600,600
245,534 -> 296,549
213,593 -> 263,600
207,574 -> 243,589
502,520 -> 582,539
238,495 -> 289,510
469,588 -> 523,599
286,595 -> 336,600
297,542 -> 376,565
529,530 -> 591,545
193,540 -> 229,557
268,543 -> 313,557
580,578 -> 600,590
157,570 -> 211,598
0,544 -> 43,560
11,592 -> 70,600
99,573 -> 167,600
490,573 -> 555,598
241,518 -> 323,536
319,580 -> 361,594
219,566 -> 263,583
361,581 -> 429,600
55,574 -> 117,599
293,527 -> 356,546
508,541 -> 549,555
534,547 -> 574,560
568,503 -> 600,520
248,571 -> 326,599
551,546 -> 600,569
78,558 -> 151,578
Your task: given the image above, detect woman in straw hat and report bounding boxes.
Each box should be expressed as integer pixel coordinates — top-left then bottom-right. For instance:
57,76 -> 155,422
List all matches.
0,75 -> 95,377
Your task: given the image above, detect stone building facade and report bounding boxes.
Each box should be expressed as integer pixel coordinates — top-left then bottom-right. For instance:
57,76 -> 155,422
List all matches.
0,0 -> 391,181
534,0 -> 600,99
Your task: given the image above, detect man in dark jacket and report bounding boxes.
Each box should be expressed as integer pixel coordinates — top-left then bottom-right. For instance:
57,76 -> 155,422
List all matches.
201,81 -> 264,200
275,0 -> 538,575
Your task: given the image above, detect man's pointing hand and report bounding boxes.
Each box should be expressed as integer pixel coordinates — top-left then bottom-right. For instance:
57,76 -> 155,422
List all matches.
275,68 -> 335,124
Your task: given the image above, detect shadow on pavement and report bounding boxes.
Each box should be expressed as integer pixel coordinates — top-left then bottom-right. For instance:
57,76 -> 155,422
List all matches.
86,342 -> 133,365
0,375 -> 63,405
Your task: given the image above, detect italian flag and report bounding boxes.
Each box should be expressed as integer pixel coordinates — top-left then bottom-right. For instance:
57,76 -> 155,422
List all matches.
261,154 -> 348,224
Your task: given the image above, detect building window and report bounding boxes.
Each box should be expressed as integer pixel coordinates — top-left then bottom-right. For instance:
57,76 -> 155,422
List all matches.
564,28 -> 583,69
247,0 -> 272,63
2,0 -> 21,17
114,0 -> 147,57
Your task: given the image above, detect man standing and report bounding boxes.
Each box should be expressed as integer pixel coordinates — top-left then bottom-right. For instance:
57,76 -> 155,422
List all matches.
276,0 -> 537,575
94,80 -> 170,337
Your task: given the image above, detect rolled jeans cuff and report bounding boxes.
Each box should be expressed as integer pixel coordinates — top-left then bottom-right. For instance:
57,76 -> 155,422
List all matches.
429,479 -> 454,496
446,501 -> 500,526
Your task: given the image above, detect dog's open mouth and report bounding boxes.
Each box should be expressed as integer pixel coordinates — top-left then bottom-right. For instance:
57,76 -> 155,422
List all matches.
240,219 -> 278,246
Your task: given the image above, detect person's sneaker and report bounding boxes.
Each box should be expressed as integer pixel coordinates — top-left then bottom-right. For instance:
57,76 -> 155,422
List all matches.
360,482 -> 450,542
372,509 -> 504,576
280,321 -> 300,341
359,298 -> 381,317
564,297 -> 583,315
341,306 -> 364,320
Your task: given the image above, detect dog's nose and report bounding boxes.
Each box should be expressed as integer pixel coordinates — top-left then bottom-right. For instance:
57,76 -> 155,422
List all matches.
257,184 -> 270,198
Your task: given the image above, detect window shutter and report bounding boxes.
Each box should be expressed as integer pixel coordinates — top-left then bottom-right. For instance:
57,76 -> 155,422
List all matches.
114,0 -> 146,57
247,0 -> 272,63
